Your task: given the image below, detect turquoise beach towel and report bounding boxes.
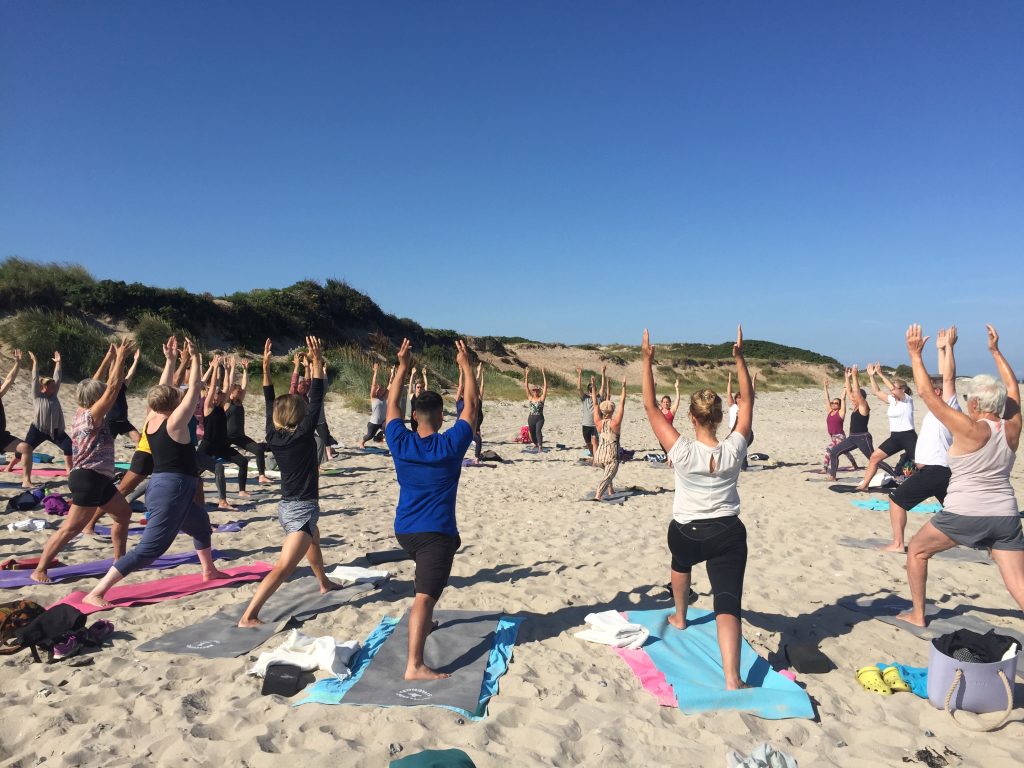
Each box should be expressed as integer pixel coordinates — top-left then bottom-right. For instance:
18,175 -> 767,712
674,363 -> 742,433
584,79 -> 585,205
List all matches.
626,608 -> 814,720
851,499 -> 942,514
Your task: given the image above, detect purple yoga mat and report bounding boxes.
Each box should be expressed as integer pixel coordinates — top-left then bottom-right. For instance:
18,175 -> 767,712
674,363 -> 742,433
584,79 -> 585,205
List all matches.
0,549 -> 222,589
92,521 -> 245,537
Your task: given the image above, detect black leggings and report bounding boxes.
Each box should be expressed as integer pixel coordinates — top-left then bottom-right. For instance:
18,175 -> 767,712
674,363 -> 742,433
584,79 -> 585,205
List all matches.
827,432 -> 874,477
878,429 -> 917,463
668,516 -> 747,618
362,422 -> 385,443
229,436 -> 266,476
196,449 -> 248,499
528,414 -> 545,446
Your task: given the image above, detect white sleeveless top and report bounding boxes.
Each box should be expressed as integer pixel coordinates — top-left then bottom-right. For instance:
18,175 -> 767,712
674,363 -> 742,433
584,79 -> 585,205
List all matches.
667,432 -> 747,523
943,420 -> 1019,518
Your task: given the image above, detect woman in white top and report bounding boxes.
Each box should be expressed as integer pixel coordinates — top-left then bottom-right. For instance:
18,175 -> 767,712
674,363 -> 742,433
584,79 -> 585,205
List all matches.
898,324 -> 1023,627
854,363 -> 917,490
642,325 -> 754,690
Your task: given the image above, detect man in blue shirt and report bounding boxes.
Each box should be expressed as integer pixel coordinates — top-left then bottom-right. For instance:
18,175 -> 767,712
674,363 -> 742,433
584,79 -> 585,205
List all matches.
385,337 -> 479,681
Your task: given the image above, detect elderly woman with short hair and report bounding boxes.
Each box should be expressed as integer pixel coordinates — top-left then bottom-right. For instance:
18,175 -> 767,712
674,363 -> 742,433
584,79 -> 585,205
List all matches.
31,339 -> 135,583
898,324 -> 1024,627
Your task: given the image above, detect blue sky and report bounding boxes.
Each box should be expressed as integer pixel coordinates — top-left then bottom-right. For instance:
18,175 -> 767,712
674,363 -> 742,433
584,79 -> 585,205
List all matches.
2,1 -> 1021,373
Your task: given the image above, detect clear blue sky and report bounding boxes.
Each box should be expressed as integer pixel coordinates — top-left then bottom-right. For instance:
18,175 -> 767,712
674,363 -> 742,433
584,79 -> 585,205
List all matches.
2,1 -> 1021,373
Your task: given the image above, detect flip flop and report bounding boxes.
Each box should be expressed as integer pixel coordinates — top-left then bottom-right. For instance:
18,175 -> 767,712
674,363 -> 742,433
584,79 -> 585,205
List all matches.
856,665 -> 892,695
880,666 -> 911,693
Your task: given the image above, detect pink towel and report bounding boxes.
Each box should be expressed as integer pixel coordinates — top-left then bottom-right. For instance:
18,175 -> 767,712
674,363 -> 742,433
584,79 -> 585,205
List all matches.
614,646 -> 678,707
51,562 -> 273,615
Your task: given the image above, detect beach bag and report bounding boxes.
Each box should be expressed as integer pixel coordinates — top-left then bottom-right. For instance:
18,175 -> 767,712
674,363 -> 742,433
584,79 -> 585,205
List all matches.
42,493 -> 70,516
6,488 -> 43,512
0,600 -> 47,660
927,629 -> 1020,731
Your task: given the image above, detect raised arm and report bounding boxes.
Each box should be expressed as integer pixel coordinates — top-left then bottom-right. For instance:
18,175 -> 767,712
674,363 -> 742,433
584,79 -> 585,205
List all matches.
672,378 -> 681,415
238,358 -> 249,398
867,364 -> 888,403
0,349 -> 22,400
906,325 -> 977,440
987,325 -> 1021,434
421,367 -> 428,391
203,356 -> 222,417
839,371 -> 848,419
28,351 -> 39,402
289,353 -> 300,394
478,366 -> 485,400
600,365 -> 609,401
51,351 -> 62,390
124,347 -> 141,385
612,378 -> 627,430
262,339 -> 274,435
159,336 -> 178,386
540,368 -> 548,400
849,366 -> 869,416
732,326 -> 754,443
93,343 -> 115,381
726,371 -> 734,407
456,341 -> 478,430
454,367 -> 464,402
387,339 -> 413,423
169,341 -> 202,436
226,355 -> 237,394
576,367 -> 584,398
370,363 -> 380,400
875,364 -> 897,394
303,337 -> 326,430
938,326 -> 958,402
641,330 -> 682,452
90,338 -> 132,421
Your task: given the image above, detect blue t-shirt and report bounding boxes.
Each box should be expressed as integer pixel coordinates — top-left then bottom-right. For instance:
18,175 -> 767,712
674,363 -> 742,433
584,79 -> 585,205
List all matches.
385,418 -> 473,536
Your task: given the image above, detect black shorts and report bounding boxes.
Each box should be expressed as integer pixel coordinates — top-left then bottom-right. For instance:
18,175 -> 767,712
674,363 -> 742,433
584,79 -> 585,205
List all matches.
1,431 -> 18,452
395,532 -> 462,600
889,464 -> 952,510
68,468 -> 118,508
878,430 -> 917,461
108,419 -> 137,438
583,426 -> 597,445
129,450 -> 155,477
24,425 -> 73,455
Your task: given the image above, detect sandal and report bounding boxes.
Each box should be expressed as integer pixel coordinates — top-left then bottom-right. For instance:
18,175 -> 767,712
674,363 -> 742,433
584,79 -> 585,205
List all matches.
880,666 -> 911,693
856,666 -> 892,695
86,620 -> 115,645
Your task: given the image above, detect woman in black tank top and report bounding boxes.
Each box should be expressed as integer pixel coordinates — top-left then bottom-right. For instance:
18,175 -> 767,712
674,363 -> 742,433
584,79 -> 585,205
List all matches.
149,420 -> 198,476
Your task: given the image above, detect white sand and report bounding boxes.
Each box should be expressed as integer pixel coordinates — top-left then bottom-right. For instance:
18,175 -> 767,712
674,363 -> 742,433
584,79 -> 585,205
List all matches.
2,379 -> 1023,767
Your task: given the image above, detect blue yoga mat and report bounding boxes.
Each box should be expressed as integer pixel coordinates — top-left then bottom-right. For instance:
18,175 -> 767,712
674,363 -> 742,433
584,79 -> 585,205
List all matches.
626,608 -> 814,720
851,499 -> 942,514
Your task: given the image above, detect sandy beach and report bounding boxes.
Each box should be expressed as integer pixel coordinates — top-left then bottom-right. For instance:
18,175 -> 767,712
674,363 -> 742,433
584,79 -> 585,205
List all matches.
2,379 -> 1023,767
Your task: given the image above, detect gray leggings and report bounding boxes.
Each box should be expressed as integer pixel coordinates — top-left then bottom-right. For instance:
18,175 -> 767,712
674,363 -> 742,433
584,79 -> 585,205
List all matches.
113,473 -> 212,575
528,414 -> 545,447
827,433 -> 873,477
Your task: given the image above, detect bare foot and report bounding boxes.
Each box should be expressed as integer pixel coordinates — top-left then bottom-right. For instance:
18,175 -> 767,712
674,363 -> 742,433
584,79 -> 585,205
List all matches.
358,442 -> 365,449
203,568 -> 232,581
237,491 -> 251,498
82,594 -> 114,609
258,475 -> 271,484
854,484 -> 867,492
237,617 -> 264,628
22,481 -> 34,489
667,613 -> 686,631
84,528 -> 97,536
404,664 -> 450,681
879,542 -> 906,553
593,494 -> 603,501
217,501 -> 237,511
29,570 -> 52,584
824,475 -> 836,482
896,610 -> 927,627
319,580 -> 344,594
725,680 -> 751,691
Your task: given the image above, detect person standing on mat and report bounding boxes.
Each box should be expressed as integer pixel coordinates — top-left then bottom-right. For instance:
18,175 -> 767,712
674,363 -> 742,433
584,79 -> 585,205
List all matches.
32,339 -> 136,582
83,339 -> 229,608
0,349 -> 35,489
592,379 -> 627,500
825,365 -> 873,481
524,366 -> 547,452
822,373 -> 858,473
196,357 -> 250,510
898,324 -> 1024,627
881,326 -> 962,553
6,350 -> 73,484
359,362 -> 389,449
385,337 -> 478,681
92,343 -> 143,445
225,356 -> 271,484
578,367 -> 599,460
855,363 -> 917,490
238,336 -> 342,627
641,325 -> 753,690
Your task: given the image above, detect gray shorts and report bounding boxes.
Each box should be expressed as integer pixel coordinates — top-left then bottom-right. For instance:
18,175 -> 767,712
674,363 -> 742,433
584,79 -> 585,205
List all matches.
931,511 -> 1024,551
278,499 -> 320,535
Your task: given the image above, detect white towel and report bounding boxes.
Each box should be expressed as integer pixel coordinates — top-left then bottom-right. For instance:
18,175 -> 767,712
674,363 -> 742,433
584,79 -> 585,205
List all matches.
7,518 -> 49,532
248,629 -> 360,679
574,610 -> 649,650
325,565 -> 390,587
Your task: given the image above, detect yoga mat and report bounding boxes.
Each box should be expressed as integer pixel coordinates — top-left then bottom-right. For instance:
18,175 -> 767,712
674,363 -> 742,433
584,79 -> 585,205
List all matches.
52,562 -> 273,615
114,462 -> 132,471
365,549 -> 412,565
296,610 -> 523,720
851,499 -> 942,514
12,468 -> 67,478
92,521 -> 246,537
137,577 -> 378,658
359,446 -> 389,456
836,537 -> 991,565
0,549 -> 218,589
828,484 -> 870,494
624,608 -> 814,720
578,495 -> 625,505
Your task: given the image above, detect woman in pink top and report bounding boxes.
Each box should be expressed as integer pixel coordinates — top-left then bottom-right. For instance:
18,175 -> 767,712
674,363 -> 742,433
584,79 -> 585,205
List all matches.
659,378 -> 681,424
822,372 -> 859,472
899,324 -> 1023,627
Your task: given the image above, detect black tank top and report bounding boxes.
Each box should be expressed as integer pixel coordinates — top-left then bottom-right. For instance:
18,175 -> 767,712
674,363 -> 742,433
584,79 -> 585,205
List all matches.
225,401 -> 245,440
850,408 -> 869,434
149,420 -> 199,476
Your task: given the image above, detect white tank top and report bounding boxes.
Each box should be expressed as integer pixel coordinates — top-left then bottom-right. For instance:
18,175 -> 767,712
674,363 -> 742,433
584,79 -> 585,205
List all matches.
943,420 -> 1019,518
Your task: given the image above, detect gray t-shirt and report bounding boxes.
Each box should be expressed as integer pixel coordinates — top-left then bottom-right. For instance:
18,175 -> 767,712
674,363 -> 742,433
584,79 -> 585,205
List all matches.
33,368 -> 65,436
581,394 -> 595,427
370,397 -> 387,425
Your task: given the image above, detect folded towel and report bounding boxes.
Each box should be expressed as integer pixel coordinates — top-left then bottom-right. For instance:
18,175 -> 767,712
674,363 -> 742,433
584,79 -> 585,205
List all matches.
575,610 -> 649,650
325,566 -> 390,587
7,518 -> 56,532
249,629 -> 360,679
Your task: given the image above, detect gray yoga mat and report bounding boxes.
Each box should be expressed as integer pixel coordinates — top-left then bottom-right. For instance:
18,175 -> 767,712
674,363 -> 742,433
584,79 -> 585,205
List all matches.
137,576 -> 377,658
342,609 -> 503,711
578,494 -> 625,505
836,537 -> 992,565
841,593 -> 1024,680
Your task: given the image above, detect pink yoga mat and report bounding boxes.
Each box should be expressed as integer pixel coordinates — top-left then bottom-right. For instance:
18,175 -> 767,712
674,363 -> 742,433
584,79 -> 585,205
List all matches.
7,468 -> 67,477
51,562 -> 273,615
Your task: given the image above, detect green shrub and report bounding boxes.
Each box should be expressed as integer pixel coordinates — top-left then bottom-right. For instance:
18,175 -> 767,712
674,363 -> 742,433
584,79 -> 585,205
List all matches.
0,257 -> 94,312
0,309 -> 109,379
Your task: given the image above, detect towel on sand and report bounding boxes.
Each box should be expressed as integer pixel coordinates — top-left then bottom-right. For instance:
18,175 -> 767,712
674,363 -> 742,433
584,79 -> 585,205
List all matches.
874,662 -> 928,698
249,629 -> 360,679
575,610 -> 649,649
325,566 -> 390,587
727,743 -> 798,768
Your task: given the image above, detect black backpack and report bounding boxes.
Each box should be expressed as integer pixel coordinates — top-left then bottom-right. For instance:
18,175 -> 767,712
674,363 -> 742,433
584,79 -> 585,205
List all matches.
14,604 -> 88,663
0,600 -> 47,661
